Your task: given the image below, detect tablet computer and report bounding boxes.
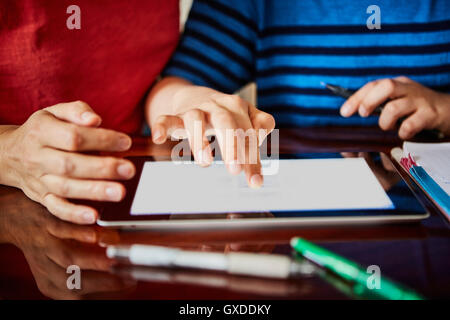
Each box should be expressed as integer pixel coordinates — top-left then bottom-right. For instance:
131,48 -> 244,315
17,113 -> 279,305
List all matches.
95,152 -> 430,229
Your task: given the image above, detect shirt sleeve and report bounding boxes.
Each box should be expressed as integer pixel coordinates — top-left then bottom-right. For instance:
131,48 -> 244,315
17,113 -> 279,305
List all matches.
163,0 -> 258,94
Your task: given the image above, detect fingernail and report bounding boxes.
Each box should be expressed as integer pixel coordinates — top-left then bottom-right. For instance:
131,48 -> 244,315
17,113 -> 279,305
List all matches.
196,149 -> 208,166
197,147 -> 212,166
340,103 -> 352,117
250,174 -> 263,188
228,160 -> 241,175
106,187 -> 122,201
117,163 -> 134,178
152,130 -> 162,143
118,137 -> 131,150
81,111 -> 95,121
359,105 -> 369,117
82,211 -> 96,224
203,147 -> 213,163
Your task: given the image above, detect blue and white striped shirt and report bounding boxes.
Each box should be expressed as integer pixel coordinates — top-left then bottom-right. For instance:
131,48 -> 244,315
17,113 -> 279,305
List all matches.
164,0 -> 450,127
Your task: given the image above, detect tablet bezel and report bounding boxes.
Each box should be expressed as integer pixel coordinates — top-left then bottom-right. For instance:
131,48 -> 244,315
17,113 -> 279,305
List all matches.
95,154 -> 430,229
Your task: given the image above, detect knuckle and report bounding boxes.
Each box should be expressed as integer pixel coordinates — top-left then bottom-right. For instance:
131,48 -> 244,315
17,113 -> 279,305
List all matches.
42,194 -> 57,214
72,100 -> 88,110
29,109 -> 45,121
26,115 -> 44,136
365,81 -> 378,90
96,130 -> 112,146
65,126 -> 82,151
35,108 -> 53,119
58,179 -> 71,197
198,100 -> 216,111
185,108 -> 203,120
229,94 -> 242,105
383,79 -> 397,94
90,183 -> 104,201
228,95 -> 248,111
58,156 -> 75,176
27,125 -> 41,142
358,81 -> 377,94
100,158 -> 118,177
23,156 -> 38,171
396,76 -> 410,82
384,102 -> 400,117
214,110 -> 233,124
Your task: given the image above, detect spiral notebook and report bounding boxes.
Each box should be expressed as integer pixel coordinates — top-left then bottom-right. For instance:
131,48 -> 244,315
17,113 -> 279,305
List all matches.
391,142 -> 450,220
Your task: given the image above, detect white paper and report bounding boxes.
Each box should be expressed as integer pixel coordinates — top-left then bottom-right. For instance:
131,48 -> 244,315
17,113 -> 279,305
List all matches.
404,142 -> 450,195
131,158 -> 394,215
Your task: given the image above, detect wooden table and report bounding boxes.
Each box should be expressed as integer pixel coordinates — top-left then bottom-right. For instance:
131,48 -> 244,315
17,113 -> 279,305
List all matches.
0,127 -> 449,300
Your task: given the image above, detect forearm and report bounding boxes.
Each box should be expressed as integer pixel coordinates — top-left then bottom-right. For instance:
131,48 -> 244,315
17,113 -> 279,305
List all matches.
0,125 -> 19,187
145,76 -> 194,128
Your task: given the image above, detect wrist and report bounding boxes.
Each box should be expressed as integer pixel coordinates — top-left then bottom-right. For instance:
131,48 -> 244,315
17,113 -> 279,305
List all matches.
0,209 -> 16,245
435,93 -> 450,134
0,126 -> 20,188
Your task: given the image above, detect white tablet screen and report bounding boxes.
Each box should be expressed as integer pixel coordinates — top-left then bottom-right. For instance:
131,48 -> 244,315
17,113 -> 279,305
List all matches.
130,158 -> 394,215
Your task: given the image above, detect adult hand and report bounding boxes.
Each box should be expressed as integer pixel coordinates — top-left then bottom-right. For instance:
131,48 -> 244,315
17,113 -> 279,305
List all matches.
1,196 -> 135,300
340,77 -> 450,139
0,101 -> 135,224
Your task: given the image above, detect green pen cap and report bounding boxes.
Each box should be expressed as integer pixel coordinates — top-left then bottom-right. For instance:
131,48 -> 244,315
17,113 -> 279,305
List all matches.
290,237 -> 424,300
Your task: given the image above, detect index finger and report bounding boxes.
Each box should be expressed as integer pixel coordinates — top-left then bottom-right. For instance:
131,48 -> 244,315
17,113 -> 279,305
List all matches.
39,113 -> 132,152
358,79 -> 408,117
248,104 -> 275,146
208,108 -> 242,175
340,81 -> 378,117
45,101 -> 102,127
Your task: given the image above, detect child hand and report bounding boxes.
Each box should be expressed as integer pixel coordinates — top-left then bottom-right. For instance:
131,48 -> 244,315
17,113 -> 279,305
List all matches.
147,78 -> 275,188
340,77 -> 450,139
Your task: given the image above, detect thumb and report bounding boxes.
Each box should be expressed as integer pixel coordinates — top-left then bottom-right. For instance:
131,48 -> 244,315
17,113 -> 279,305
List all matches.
44,101 -> 102,127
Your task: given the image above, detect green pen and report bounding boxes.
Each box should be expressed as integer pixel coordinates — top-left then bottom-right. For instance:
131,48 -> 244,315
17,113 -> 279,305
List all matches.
290,237 -> 424,300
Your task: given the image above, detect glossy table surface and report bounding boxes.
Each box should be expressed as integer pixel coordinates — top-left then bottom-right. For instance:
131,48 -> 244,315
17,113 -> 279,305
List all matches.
0,127 -> 449,300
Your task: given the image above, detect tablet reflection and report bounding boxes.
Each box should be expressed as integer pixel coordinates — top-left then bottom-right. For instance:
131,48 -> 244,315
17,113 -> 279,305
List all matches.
168,212 -> 277,253
168,211 -> 275,221
340,152 -> 400,191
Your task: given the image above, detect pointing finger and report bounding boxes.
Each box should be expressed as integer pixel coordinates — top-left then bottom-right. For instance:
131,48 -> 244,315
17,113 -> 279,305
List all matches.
45,101 -> 102,127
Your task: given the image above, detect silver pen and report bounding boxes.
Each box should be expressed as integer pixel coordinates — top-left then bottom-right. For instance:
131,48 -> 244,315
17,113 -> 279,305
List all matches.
107,244 -> 315,279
